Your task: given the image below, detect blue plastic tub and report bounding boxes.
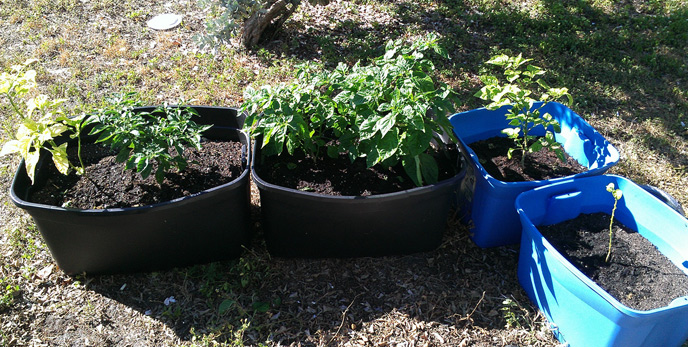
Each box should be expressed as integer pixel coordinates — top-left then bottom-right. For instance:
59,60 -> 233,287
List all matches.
449,101 -> 619,247
516,175 -> 688,347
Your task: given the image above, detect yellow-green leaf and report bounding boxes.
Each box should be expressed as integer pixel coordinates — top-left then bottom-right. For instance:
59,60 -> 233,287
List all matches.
0,140 -> 21,156
48,123 -> 68,137
20,119 -> 38,133
25,150 -> 40,184
49,143 -> 70,175
17,137 -> 33,159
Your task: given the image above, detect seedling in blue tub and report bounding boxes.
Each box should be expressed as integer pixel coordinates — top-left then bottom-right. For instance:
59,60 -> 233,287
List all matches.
475,54 -> 573,166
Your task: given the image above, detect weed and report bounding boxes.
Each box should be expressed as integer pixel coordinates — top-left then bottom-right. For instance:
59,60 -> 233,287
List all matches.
0,276 -> 21,312
501,297 -> 532,330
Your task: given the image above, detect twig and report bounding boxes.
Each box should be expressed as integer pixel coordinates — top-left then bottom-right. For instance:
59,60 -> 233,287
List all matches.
327,293 -> 362,346
452,291 -> 485,325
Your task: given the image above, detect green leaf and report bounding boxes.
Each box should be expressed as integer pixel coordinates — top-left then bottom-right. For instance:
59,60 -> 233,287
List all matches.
352,93 -> 366,106
333,90 -> 352,104
218,299 -> 235,315
327,146 -> 339,159
139,159 -> 152,179
412,73 -> 435,93
375,113 -> 396,137
502,128 -> 520,138
359,115 -> 380,140
613,189 -> 623,200
507,147 -> 516,159
366,129 -> 399,167
554,147 -> 566,162
486,54 -> 510,66
377,103 -> 391,112
116,148 -> 130,163
383,47 -> 398,60
418,153 -> 438,185
529,140 -> 543,153
285,137 -> 295,156
252,301 -> 270,313
402,156 -> 422,187
433,45 -> 449,60
155,167 -> 165,184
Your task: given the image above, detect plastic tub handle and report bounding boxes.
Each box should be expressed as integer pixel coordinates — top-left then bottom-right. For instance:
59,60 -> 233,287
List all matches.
669,296 -> 688,307
542,190 -> 583,225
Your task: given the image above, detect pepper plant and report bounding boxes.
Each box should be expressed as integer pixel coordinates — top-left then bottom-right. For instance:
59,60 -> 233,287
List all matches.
89,93 -> 211,184
242,34 -> 459,187
0,59 -> 85,183
475,54 -> 573,166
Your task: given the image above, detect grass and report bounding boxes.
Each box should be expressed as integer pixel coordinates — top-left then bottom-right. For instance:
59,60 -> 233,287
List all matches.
1,0 -> 688,345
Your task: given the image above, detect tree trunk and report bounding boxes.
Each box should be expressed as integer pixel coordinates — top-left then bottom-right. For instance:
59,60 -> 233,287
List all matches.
241,0 -> 302,48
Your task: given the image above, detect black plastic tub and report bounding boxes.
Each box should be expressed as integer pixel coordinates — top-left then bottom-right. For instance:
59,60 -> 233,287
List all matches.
251,143 -> 467,257
9,106 -> 252,275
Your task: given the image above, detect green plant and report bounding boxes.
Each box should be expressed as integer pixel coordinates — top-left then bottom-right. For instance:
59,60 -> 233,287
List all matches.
0,276 -> 20,312
475,54 -> 573,166
605,182 -> 623,262
195,0 -> 261,48
0,59 -> 85,183
243,34 -> 459,187
500,297 -> 531,329
89,93 -> 212,184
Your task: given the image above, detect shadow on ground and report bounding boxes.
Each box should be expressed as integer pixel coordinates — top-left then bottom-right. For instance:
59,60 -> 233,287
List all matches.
84,214 -> 540,345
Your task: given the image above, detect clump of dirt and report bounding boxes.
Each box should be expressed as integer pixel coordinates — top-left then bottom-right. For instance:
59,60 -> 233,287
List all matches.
468,136 -> 587,182
29,140 -> 245,209
540,212 -> 688,311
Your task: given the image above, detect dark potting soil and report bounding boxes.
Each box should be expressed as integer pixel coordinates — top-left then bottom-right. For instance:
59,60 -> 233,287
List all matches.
468,136 -> 586,182
255,147 -> 461,196
29,140 -> 245,209
540,212 -> 688,311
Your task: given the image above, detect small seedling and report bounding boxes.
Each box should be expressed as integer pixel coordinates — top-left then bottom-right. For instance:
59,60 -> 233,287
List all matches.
605,183 -> 623,262
475,54 -> 573,166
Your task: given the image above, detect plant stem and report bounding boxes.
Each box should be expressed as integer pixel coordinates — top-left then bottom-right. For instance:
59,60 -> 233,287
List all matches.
77,134 -> 85,173
605,198 -> 618,262
414,155 -> 423,186
520,122 -> 528,167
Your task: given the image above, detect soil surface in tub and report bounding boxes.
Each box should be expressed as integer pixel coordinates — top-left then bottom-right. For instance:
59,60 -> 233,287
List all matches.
540,212 -> 688,311
255,146 -> 461,196
29,139 -> 245,209
469,136 -> 586,182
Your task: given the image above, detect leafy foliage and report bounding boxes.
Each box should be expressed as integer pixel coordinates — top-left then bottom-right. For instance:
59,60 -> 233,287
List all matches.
475,54 -> 573,166
89,93 -> 212,184
0,59 -> 84,184
243,34 -> 459,187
